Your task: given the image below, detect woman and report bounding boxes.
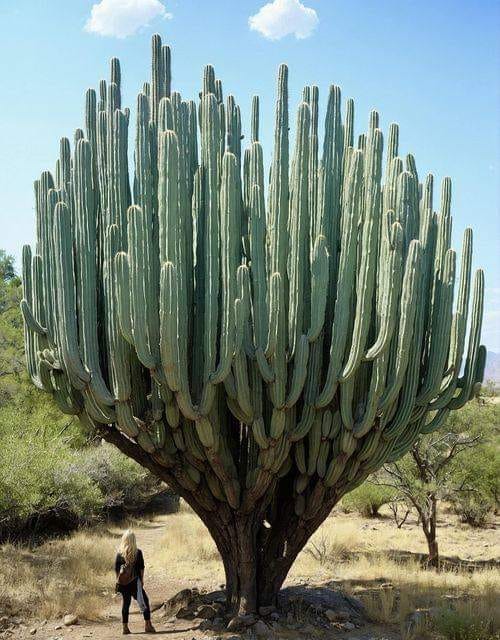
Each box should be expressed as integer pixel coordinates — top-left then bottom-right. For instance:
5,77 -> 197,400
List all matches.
115,529 -> 156,635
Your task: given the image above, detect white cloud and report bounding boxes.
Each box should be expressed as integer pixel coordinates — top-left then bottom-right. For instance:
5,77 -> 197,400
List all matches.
85,0 -> 171,38
249,0 -> 318,41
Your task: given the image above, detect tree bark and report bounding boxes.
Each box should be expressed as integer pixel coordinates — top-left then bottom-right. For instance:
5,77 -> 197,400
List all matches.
425,492 -> 439,568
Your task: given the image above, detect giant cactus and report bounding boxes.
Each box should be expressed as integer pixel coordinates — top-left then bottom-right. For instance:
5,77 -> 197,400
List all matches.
22,34 -> 485,614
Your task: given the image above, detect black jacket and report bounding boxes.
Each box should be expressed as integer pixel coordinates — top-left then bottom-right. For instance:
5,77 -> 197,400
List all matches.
115,549 -> 145,593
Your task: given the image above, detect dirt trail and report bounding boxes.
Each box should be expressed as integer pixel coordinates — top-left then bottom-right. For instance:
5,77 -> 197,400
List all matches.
9,517 -> 211,640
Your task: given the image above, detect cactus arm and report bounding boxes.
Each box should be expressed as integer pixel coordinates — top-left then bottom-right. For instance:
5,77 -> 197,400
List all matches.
315,150 -> 364,408
341,128 -> 383,381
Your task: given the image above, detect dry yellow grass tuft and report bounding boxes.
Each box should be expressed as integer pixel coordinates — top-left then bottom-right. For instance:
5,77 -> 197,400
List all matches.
0,530 -> 116,620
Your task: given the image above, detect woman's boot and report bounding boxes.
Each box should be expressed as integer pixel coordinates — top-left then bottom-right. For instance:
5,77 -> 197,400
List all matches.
122,623 -> 131,634
145,620 -> 156,633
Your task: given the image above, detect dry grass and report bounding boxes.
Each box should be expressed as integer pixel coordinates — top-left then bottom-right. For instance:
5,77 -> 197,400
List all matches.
2,500 -> 498,632
156,504 -> 224,586
289,510 -> 500,633
151,503 -> 499,633
0,529 -> 116,621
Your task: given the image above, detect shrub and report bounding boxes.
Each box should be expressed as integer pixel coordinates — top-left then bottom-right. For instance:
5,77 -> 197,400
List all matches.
341,482 -> 396,517
450,494 -> 494,528
71,442 -> 163,512
0,432 -> 164,536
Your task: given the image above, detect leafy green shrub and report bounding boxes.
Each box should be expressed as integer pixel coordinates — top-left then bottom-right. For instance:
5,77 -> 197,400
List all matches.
0,428 -> 104,528
450,494 -> 494,527
341,482 -> 396,517
449,443 -> 499,527
0,430 -> 163,536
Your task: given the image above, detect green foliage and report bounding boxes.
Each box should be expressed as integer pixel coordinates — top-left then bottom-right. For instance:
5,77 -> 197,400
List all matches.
0,249 -> 16,281
0,427 -> 103,525
0,252 -> 163,536
385,400 -> 499,523
69,443 -> 162,511
341,482 -> 396,517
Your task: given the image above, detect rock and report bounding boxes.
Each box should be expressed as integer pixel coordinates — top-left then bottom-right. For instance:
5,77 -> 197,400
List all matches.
63,614 -> 78,626
278,585 -> 366,623
30,629 -> 37,636
258,605 -> 276,617
198,619 -> 212,631
166,588 -> 196,614
253,620 -> 272,637
227,614 -> 257,631
325,609 -> 350,622
342,621 -> 355,630
196,604 -> 218,620
176,606 -> 196,620
54,625 -> 63,630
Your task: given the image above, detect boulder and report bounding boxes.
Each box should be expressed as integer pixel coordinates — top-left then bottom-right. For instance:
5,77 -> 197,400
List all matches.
227,614 -> 257,631
196,604 -> 218,620
325,609 -> 350,622
63,614 -> 78,627
253,620 -> 272,637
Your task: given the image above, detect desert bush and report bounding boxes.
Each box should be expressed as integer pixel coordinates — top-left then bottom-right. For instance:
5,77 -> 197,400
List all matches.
70,443 -> 163,513
0,429 -> 104,528
449,443 -> 499,527
341,482 -> 396,517
0,430 -> 164,537
450,494 -> 494,528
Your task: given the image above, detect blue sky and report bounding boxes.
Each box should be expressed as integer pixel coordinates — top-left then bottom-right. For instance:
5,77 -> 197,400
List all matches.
0,0 -> 498,350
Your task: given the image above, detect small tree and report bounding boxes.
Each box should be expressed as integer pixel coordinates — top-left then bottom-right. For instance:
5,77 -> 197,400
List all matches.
381,401 -> 498,567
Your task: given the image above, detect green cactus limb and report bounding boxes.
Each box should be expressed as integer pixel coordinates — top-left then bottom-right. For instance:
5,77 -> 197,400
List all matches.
448,269 -> 484,409
211,152 -> 238,383
287,102 -> 310,357
364,221 -> 403,360
307,235 -> 329,342
316,150 -> 364,408
378,239 -> 423,411
127,205 -> 157,367
341,128 -> 383,381
53,202 -> 90,390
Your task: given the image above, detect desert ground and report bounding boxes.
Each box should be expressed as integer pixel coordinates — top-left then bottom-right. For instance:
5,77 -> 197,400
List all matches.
1,503 -> 498,640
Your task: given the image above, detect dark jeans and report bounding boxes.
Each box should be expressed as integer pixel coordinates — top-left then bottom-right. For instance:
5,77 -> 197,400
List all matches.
120,578 -> 151,623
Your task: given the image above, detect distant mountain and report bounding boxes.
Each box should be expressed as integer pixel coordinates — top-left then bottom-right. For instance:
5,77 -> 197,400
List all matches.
484,351 -> 500,386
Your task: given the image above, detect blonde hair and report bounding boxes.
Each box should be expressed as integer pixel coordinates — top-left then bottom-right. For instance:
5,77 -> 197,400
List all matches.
119,529 -> 138,566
